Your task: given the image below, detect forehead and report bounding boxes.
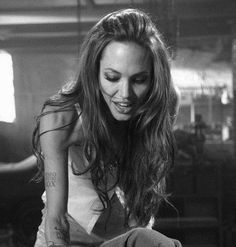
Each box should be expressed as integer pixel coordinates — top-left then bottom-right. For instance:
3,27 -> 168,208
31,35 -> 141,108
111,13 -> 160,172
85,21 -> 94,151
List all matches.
100,41 -> 151,72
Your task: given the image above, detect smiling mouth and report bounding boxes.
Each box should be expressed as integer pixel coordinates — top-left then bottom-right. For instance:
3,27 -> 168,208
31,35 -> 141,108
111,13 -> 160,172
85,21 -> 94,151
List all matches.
113,102 -> 133,114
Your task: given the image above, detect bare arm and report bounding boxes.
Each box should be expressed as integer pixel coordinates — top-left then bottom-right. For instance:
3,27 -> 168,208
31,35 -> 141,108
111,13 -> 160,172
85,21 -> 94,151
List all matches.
39,107 -> 80,247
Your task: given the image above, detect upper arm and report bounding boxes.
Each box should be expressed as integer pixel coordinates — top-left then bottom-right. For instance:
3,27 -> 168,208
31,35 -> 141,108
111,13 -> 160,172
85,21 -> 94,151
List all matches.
39,105 -> 81,216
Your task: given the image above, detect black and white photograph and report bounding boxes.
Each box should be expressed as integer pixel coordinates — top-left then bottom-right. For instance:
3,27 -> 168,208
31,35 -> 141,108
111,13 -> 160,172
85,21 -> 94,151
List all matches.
0,1 -> 236,247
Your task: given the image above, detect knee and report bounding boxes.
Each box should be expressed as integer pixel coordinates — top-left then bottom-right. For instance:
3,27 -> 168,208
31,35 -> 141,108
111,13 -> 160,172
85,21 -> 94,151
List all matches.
129,228 -> 178,247
130,227 -> 162,238
130,227 -> 152,237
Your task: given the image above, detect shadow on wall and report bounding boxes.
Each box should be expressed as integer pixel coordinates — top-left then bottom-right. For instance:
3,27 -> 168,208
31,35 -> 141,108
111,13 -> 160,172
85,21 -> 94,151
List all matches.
0,122 -> 32,162
0,155 -> 44,247
0,48 -> 78,163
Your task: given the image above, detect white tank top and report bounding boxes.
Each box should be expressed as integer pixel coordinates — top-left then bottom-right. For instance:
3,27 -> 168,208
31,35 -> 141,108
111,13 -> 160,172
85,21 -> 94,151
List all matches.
41,104 -> 116,233
41,147 -> 115,233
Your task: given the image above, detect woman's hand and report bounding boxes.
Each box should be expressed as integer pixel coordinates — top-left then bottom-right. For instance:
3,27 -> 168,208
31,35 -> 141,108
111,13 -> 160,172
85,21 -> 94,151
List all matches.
45,214 -> 70,247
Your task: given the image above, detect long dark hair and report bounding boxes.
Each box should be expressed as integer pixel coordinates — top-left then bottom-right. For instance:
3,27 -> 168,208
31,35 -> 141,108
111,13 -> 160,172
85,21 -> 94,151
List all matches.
33,8 -> 177,227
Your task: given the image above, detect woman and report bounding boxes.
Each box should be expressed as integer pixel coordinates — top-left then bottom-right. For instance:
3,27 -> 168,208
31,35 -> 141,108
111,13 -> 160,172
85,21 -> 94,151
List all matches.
33,8 -> 180,247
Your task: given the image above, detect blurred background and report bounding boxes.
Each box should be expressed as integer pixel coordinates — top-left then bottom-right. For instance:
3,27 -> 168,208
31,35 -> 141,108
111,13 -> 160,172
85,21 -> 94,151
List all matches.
0,0 -> 236,246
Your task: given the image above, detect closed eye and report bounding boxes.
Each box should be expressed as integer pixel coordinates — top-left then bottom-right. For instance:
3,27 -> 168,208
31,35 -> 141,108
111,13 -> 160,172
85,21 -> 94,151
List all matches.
104,75 -> 120,82
131,75 -> 149,84
104,71 -> 120,82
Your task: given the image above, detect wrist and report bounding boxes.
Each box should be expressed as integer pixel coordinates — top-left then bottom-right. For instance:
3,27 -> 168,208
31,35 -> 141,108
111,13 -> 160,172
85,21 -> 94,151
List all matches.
47,241 -> 69,247
48,245 -> 68,247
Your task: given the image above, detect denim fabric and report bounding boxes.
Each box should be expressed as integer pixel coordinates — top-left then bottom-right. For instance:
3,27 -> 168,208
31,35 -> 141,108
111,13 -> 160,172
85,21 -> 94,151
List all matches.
100,228 -> 182,247
35,214 -> 182,247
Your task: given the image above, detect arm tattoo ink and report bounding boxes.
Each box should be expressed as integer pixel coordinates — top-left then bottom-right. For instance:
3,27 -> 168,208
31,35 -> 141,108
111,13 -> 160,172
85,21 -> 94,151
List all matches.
45,172 -> 56,188
47,241 -> 57,247
47,241 -> 67,247
55,226 -> 69,242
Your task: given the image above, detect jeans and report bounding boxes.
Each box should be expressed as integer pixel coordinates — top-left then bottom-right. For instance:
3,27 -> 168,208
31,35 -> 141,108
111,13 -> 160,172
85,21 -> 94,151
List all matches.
35,211 -> 181,247
99,228 -> 182,247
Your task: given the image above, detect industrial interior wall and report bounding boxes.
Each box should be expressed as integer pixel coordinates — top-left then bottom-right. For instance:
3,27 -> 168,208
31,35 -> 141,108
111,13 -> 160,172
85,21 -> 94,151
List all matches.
0,46 -> 78,162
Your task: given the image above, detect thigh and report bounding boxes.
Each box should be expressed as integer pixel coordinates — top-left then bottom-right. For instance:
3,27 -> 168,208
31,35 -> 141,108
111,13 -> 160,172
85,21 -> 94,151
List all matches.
100,228 -> 182,247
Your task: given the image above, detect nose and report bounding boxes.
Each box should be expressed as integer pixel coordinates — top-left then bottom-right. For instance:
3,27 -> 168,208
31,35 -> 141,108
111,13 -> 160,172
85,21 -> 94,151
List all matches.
119,79 -> 132,99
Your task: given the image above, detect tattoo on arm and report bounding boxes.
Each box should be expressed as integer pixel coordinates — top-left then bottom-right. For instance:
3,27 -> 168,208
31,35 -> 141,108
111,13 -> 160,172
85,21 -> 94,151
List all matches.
47,241 -> 67,247
47,241 -> 57,247
46,226 -> 69,247
45,172 -> 56,187
54,226 -> 69,242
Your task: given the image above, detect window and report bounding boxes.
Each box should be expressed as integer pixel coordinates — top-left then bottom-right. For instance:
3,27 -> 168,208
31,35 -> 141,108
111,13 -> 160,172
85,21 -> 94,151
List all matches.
0,50 -> 15,123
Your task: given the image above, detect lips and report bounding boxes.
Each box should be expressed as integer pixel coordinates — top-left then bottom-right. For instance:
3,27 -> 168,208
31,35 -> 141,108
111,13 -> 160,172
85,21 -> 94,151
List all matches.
113,101 -> 133,114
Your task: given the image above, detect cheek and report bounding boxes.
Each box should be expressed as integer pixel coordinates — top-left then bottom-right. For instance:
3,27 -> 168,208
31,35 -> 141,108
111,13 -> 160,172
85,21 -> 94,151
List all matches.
99,79 -> 116,97
134,84 -> 150,98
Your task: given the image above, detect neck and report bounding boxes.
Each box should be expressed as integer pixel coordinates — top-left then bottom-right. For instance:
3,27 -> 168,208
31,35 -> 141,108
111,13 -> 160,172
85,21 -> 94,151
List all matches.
108,118 -> 129,141
104,114 -> 128,154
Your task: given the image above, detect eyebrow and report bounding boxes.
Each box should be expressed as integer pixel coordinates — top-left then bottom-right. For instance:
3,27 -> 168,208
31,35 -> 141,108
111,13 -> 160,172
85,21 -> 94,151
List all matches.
104,68 -> 149,76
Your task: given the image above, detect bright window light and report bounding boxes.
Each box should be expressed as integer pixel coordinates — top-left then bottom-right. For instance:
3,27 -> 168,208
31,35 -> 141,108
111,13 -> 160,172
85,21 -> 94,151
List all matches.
0,50 -> 15,123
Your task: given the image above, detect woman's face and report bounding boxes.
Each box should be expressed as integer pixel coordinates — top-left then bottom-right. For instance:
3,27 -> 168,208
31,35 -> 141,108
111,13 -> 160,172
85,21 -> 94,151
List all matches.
99,41 -> 152,121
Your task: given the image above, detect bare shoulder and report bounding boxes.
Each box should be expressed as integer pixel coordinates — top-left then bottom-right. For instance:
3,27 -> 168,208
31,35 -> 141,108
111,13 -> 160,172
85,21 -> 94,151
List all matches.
39,104 -> 83,148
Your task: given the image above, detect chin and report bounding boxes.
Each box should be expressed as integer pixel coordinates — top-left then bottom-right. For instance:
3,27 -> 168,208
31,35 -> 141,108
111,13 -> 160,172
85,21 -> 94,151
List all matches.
113,113 -> 131,122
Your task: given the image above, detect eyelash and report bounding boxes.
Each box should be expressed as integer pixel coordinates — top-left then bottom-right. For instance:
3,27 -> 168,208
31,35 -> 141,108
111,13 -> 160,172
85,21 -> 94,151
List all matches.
105,75 -> 148,84
133,77 -> 148,84
105,76 -> 119,82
